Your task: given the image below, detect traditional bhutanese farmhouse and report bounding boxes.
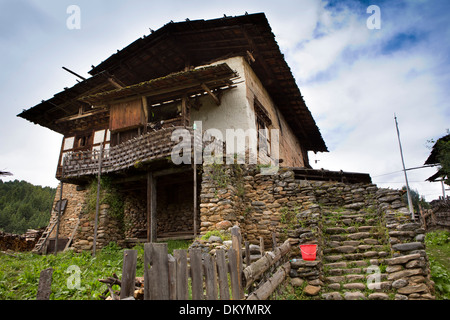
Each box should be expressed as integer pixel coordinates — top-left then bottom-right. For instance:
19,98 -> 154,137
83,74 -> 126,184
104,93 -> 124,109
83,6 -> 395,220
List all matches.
18,13 -> 345,252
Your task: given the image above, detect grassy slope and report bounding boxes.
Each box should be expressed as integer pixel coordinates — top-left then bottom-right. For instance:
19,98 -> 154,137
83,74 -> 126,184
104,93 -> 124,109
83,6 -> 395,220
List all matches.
0,232 -> 448,300
425,230 -> 450,299
0,240 -> 190,300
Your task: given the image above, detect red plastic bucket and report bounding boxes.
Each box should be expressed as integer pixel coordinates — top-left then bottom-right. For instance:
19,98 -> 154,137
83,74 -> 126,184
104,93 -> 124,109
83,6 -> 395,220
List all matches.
300,244 -> 317,261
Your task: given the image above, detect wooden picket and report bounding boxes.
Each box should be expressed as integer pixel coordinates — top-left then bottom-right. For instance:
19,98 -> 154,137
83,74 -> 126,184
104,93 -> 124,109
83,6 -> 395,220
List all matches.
113,226 -> 291,301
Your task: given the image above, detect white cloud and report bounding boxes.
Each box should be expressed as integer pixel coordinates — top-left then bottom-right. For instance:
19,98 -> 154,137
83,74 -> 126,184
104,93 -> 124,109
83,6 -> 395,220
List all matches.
1,0 -> 449,202
297,2 -> 450,201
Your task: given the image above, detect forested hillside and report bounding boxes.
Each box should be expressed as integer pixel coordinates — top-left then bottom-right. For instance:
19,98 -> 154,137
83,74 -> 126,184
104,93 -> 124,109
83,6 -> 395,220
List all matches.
0,180 -> 56,234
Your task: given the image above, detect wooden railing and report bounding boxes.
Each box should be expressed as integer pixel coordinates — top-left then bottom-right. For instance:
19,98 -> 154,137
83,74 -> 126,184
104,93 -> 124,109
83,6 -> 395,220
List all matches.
60,126 -> 197,178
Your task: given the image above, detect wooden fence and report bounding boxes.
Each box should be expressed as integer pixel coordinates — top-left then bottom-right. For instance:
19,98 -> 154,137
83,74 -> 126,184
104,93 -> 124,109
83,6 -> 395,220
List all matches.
36,226 -> 291,300
115,226 -> 291,300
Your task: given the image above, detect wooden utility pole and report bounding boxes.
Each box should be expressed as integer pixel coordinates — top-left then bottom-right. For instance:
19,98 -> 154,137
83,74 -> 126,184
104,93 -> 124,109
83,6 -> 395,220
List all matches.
147,172 -> 157,242
394,114 -> 415,220
193,163 -> 197,239
54,159 -> 65,254
92,145 -> 104,256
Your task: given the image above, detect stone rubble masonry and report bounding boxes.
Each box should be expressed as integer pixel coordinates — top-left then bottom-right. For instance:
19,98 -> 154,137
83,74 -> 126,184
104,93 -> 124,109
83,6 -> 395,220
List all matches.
199,164 -> 435,300
48,182 -> 123,253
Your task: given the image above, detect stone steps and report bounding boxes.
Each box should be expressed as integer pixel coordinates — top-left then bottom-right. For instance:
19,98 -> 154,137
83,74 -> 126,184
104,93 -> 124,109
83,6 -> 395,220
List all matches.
320,206 -> 393,300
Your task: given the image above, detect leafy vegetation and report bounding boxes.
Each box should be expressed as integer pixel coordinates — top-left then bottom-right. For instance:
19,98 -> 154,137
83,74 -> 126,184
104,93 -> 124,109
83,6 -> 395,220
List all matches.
425,230 -> 450,299
0,240 -> 191,300
0,179 -> 56,234
401,186 -> 430,211
85,177 -> 124,221
427,131 -> 450,186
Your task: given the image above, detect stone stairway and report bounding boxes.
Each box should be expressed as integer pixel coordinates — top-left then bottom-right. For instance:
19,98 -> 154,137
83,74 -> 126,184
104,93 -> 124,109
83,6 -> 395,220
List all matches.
320,206 -> 393,300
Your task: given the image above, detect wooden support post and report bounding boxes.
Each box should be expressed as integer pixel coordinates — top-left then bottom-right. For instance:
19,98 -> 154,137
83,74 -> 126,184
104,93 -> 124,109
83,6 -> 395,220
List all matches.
36,268 -> 54,300
193,164 -> 197,238
204,254 -> 218,300
231,225 -> 244,299
54,183 -> 63,255
228,248 -> 240,300
215,249 -> 230,300
144,243 -> 169,300
168,254 -> 176,300
259,236 -> 265,256
92,145 -> 103,256
201,83 -> 220,105
147,172 -> 157,243
120,250 -> 137,300
181,95 -> 188,127
272,232 -> 277,251
173,249 -> 188,300
189,248 -> 203,300
245,241 -> 250,266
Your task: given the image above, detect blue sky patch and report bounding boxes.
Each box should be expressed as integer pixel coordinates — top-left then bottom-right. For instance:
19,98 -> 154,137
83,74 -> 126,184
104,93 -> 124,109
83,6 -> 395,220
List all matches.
381,32 -> 423,55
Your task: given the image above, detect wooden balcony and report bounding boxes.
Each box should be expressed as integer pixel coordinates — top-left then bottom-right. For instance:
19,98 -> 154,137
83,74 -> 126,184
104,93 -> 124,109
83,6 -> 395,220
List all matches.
59,126 -> 198,179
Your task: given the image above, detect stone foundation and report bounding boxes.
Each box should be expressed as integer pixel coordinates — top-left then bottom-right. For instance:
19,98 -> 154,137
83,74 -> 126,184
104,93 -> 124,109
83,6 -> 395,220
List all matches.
48,182 -> 124,253
199,164 -> 435,300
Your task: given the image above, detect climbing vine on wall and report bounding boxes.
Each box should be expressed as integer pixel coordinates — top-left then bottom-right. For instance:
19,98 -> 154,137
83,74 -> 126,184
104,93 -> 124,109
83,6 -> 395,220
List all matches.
86,177 -> 124,222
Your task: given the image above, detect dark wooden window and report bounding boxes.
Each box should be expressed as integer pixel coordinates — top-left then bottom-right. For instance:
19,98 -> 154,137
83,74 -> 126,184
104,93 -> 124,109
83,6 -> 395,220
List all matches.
254,99 -> 272,156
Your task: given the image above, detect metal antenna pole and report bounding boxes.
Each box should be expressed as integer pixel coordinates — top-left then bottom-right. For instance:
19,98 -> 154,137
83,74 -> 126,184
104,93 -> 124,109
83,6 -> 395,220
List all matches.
394,114 -> 415,220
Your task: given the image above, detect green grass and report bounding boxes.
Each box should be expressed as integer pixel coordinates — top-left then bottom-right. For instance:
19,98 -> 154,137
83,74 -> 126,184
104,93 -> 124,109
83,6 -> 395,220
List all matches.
0,240 -> 191,300
425,230 -> 450,299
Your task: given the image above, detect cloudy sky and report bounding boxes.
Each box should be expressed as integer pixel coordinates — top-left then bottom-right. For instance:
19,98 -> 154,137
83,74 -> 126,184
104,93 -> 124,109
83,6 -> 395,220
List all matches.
0,0 -> 449,201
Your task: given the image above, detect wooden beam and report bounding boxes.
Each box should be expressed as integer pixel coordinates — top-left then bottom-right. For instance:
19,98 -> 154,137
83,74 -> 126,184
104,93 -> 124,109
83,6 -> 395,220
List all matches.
201,83 -> 220,106
120,250 -> 138,299
55,107 -> 108,124
231,226 -> 244,299
92,145 -> 104,256
193,164 -> 197,239
108,77 -> 124,89
147,172 -> 157,243
181,95 -> 188,126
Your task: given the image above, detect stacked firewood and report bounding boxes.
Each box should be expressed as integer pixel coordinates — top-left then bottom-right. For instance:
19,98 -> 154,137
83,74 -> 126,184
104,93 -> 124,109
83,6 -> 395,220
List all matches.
0,231 -> 36,251
98,273 -> 144,300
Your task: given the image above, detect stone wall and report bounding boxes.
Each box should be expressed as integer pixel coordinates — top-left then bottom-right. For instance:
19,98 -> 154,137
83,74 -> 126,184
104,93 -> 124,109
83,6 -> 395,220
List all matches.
71,201 -> 123,252
380,189 -> 435,300
49,183 -> 88,240
198,164 -> 435,300
48,182 -> 124,253
424,198 -> 450,230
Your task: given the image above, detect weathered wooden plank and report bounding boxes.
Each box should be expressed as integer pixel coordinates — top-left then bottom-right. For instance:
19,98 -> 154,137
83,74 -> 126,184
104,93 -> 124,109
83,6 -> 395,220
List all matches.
272,233 -> 277,250
110,99 -> 145,132
228,248 -> 240,300
215,249 -> 230,300
36,267 -> 53,300
189,248 -> 203,300
120,249 -> 137,299
204,253 -> 218,300
144,243 -> 169,300
243,240 -> 291,289
168,254 -> 176,300
231,226 -> 243,299
245,241 -> 250,266
246,262 -> 291,300
147,172 -> 157,242
173,249 -> 188,300
259,236 -> 265,256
